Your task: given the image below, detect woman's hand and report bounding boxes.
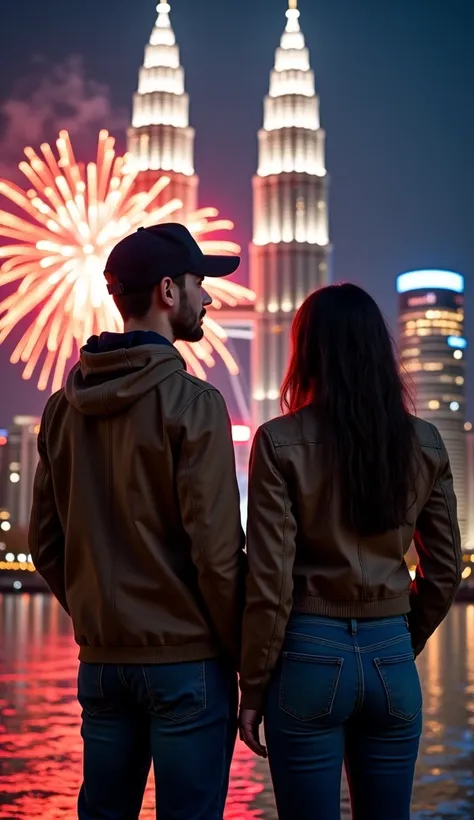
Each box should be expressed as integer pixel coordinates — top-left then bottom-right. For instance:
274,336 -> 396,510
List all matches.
238,708 -> 267,758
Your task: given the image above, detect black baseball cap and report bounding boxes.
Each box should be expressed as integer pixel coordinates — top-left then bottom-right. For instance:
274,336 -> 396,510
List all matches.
104,223 -> 241,296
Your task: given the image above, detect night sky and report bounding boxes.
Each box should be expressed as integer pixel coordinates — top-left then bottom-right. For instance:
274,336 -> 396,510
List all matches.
1,0 -> 473,426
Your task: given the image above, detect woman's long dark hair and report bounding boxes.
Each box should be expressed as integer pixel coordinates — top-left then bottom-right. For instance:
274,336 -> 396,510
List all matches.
281,283 -> 417,536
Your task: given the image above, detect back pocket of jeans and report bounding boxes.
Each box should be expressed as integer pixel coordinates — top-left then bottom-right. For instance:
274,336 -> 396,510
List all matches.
78,664 -> 114,718
143,660 -> 206,723
279,652 -> 343,722
374,653 -> 422,722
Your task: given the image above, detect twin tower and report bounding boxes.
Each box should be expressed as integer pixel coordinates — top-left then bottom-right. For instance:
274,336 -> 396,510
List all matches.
128,1 -> 330,427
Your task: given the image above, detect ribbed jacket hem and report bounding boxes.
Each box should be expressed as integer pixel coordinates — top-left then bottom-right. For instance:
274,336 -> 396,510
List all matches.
78,640 -> 218,664
293,593 -> 411,619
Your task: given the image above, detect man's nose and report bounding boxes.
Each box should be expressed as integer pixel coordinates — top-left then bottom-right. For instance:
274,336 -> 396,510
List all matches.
202,288 -> 212,307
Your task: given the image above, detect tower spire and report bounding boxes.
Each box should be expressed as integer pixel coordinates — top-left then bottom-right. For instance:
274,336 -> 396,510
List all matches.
127,1 -> 198,217
250,1 -> 330,426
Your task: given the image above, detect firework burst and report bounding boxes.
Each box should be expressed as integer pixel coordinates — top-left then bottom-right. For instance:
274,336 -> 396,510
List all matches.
0,129 -> 254,391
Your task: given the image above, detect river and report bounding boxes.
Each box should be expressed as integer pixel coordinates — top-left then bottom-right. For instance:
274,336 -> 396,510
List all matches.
0,595 -> 473,818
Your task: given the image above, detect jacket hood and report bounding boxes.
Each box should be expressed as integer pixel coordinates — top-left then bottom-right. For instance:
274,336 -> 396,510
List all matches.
65,335 -> 185,416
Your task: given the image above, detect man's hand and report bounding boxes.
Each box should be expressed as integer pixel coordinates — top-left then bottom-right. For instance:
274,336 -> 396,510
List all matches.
238,708 -> 267,758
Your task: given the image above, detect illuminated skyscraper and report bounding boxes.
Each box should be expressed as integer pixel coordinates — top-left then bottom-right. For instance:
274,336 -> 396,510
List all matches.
4,417 -> 40,528
250,0 -> 330,427
128,2 -> 198,218
397,270 -> 467,543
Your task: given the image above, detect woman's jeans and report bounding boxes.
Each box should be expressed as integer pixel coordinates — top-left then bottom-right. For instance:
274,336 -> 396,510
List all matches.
264,614 -> 423,820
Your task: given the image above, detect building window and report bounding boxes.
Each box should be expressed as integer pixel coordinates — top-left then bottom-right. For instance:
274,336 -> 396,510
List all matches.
403,361 -> 422,372
442,394 -> 464,403
423,363 -> 443,371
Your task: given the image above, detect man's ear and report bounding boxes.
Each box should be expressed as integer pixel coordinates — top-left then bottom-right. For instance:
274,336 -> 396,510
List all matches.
157,277 -> 175,308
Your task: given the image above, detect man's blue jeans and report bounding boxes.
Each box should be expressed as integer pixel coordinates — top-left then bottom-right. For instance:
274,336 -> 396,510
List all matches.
264,614 -> 423,820
77,659 -> 237,820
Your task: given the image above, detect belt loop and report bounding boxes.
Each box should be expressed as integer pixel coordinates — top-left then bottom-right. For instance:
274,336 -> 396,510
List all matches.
350,618 -> 357,636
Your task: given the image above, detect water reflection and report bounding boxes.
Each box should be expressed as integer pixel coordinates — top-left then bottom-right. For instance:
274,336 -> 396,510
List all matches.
0,596 -> 473,818
412,605 -> 474,819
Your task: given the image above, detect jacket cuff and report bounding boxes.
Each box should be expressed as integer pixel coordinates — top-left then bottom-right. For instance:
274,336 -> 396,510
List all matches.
239,689 -> 266,711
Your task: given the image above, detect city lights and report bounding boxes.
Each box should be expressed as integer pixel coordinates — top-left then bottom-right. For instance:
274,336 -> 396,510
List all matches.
0,551 -> 36,573
447,336 -> 467,349
232,424 -> 251,444
0,521 -> 11,532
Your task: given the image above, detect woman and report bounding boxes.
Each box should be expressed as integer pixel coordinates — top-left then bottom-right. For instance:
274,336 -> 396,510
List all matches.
239,284 -> 462,820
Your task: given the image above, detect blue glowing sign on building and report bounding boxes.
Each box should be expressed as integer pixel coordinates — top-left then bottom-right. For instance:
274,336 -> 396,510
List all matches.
397,270 -> 464,294
447,337 -> 467,349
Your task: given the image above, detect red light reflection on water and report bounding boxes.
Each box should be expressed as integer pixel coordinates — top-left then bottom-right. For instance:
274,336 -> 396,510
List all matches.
0,594 -> 271,819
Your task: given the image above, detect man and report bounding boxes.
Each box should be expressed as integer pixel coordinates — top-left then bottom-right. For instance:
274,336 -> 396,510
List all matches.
29,224 -> 246,820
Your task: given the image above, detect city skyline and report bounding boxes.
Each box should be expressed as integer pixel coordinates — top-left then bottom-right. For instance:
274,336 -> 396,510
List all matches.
0,0 -> 473,425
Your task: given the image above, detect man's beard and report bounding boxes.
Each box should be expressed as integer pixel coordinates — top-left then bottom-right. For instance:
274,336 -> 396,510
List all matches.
170,289 -> 205,343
